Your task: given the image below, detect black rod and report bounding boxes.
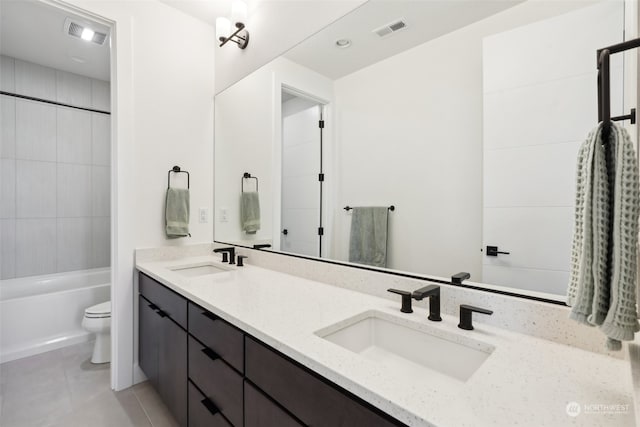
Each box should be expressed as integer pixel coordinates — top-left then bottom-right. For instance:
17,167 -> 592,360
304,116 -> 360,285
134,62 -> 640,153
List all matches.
597,37 -> 640,56
599,49 -> 610,127
0,91 -> 110,115
344,205 -> 395,211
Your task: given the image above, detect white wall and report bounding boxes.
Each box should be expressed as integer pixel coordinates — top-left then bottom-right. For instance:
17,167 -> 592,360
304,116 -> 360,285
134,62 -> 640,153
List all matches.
58,0 -> 215,390
0,56 -> 111,280
482,1 -> 624,295
330,0 -> 604,281
214,0 -> 366,93
215,56 -> 333,249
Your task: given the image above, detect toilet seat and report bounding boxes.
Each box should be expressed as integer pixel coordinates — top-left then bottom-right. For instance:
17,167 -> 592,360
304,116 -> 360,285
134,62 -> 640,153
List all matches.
85,301 -> 111,319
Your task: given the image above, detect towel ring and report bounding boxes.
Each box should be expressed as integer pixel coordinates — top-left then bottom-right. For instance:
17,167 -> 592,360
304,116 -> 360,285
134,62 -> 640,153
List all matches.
242,172 -> 259,192
168,165 -> 189,189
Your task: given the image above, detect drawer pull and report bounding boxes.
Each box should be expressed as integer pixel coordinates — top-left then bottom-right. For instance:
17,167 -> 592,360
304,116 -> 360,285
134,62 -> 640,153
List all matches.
202,347 -> 220,361
201,397 -> 220,415
202,311 -> 218,322
148,303 -> 159,310
156,309 -> 168,318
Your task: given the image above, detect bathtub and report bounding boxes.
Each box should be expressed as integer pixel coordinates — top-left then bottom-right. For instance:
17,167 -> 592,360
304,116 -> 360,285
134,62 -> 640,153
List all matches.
0,268 -> 110,363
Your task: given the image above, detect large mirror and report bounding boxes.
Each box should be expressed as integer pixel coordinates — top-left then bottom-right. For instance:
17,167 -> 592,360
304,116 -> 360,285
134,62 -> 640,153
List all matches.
214,0 -> 631,301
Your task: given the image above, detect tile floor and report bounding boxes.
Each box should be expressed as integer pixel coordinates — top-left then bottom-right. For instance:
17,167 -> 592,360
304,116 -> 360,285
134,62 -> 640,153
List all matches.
0,342 -> 178,427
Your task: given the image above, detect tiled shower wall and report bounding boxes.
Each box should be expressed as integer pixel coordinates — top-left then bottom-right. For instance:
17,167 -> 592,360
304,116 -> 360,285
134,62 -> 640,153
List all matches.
0,55 -> 111,279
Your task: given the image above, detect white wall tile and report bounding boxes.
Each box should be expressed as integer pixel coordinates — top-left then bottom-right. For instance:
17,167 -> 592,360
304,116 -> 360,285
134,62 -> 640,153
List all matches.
92,166 -> 110,217
14,60 -> 56,101
16,160 -> 56,218
0,95 -> 16,159
0,219 -> 16,279
482,206 -> 573,272
92,217 -> 110,268
56,218 -> 92,272
1,159 -> 15,219
15,219 -> 56,277
91,80 -> 110,112
91,114 -> 110,166
483,141 -> 580,208
56,71 -> 91,108
57,164 -> 92,217
482,1 -> 624,92
0,56 -> 15,92
15,100 -> 56,162
57,107 -> 91,164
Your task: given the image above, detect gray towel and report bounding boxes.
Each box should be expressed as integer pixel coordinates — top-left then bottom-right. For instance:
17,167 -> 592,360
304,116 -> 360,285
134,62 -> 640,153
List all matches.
241,192 -> 260,234
348,207 -> 388,268
567,122 -> 640,350
165,188 -> 190,238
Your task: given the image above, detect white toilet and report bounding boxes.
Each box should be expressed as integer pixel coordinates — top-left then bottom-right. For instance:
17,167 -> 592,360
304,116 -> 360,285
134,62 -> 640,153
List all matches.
82,301 -> 111,364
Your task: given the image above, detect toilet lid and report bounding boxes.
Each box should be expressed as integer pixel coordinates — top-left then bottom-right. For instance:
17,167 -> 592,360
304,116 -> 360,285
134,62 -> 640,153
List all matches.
85,301 -> 111,316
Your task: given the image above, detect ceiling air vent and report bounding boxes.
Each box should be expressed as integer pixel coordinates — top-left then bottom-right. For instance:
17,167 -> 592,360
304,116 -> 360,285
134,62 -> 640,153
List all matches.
373,19 -> 408,38
64,18 -> 108,45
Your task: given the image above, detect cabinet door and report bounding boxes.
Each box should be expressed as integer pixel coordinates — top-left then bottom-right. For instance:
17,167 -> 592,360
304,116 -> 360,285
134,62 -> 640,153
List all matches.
245,381 -> 303,427
158,313 -> 188,427
139,296 -> 160,389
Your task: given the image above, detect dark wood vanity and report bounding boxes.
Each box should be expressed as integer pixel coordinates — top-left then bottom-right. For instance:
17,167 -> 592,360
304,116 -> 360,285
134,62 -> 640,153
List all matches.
138,272 -> 406,427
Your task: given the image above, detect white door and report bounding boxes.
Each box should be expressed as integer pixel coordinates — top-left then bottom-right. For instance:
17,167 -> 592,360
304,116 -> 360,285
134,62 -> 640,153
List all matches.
482,1 -> 624,295
281,94 -> 322,257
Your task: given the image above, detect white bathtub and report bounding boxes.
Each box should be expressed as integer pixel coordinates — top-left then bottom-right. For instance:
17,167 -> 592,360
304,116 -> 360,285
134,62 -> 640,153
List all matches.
0,268 -> 110,363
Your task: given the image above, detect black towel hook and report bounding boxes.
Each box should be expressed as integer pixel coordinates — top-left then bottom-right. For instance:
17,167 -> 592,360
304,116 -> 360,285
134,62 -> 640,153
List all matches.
242,172 -> 259,192
168,165 -> 190,189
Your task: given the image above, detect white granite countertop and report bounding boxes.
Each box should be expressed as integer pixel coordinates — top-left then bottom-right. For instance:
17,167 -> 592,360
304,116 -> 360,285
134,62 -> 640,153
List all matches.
136,254 -> 634,427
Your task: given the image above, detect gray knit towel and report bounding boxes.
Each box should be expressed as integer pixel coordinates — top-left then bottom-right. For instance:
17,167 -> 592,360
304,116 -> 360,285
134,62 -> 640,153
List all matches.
567,122 -> 640,350
241,192 -> 260,234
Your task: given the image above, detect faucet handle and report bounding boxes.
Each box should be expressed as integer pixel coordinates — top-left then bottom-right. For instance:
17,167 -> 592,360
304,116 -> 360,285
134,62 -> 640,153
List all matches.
237,255 -> 248,267
451,272 -> 471,285
387,289 -> 413,313
458,304 -> 493,330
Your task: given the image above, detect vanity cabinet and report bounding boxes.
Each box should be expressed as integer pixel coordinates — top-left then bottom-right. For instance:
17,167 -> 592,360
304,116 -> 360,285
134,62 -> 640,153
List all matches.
137,273 -> 405,427
138,273 -> 188,427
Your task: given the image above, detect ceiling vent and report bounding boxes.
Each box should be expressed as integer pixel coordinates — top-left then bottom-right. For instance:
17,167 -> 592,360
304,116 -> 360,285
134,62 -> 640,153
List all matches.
373,19 -> 408,38
64,18 -> 108,45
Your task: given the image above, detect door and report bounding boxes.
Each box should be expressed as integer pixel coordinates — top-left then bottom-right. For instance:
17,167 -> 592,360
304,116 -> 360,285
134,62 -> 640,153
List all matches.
481,1 -> 624,295
280,91 -> 324,257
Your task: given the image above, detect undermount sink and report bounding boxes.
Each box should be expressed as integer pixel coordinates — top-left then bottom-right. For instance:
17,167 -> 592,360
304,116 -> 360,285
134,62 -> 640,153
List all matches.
316,311 -> 494,382
168,262 -> 233,278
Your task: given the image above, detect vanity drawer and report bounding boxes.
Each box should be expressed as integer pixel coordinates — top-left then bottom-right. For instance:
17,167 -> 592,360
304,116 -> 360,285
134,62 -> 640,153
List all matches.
244,381 -> 303,427
245,337 -> 402,427
139,273 -> 187,329
188,302 -> 244,373
189,336 -> 244,427
188,381 -> 232,427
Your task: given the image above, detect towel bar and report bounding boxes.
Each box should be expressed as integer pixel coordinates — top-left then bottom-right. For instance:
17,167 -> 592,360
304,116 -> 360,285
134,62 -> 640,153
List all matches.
344,205 -> 394,211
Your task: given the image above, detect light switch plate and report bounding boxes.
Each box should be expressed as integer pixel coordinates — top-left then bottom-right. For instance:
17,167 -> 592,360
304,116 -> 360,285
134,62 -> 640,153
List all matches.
199,208 -> 208,223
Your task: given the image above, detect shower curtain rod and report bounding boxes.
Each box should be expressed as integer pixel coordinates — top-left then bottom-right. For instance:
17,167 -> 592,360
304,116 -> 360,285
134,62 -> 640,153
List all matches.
0,91 -> 111,115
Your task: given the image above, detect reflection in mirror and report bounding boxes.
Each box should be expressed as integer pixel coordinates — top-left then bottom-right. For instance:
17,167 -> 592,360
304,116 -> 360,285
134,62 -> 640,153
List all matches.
215,0 -> 630,300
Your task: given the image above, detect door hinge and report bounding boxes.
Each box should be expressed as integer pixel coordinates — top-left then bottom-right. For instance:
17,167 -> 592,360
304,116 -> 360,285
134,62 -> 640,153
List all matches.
318,227 -> 324,236
319,120 -> 325,129
318,173 -> 324,182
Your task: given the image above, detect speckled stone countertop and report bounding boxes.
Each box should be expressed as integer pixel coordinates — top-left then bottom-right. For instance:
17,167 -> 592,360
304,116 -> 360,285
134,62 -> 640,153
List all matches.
136,254 -> 634,427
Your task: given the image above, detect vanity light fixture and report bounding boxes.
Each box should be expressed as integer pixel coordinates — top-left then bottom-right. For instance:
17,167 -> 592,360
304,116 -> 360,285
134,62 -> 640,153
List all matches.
216,0 -> 250,49
335,39 -> 351,48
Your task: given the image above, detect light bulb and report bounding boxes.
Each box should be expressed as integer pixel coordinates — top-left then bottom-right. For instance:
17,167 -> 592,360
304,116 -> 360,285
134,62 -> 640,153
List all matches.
81,28 -> 95,41
231,0 -> 247,26
216,17 -> 231,41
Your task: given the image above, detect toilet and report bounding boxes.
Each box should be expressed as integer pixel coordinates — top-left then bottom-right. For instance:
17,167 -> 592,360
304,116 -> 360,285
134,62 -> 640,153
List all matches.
82,301 -> 111,364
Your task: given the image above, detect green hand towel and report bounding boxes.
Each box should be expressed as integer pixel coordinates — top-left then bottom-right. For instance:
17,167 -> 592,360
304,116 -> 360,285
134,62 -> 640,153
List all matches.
348,207 -> 389,268
165,188 -> 190,238
241,192 -> 260,234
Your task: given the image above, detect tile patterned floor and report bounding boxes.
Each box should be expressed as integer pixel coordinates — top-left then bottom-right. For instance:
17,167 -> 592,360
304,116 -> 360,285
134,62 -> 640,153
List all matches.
0,342 -> 178,427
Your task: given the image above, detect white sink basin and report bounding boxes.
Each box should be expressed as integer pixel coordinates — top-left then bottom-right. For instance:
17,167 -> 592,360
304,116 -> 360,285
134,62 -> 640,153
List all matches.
317,311 -> 494,382
168,262 -> 233,277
